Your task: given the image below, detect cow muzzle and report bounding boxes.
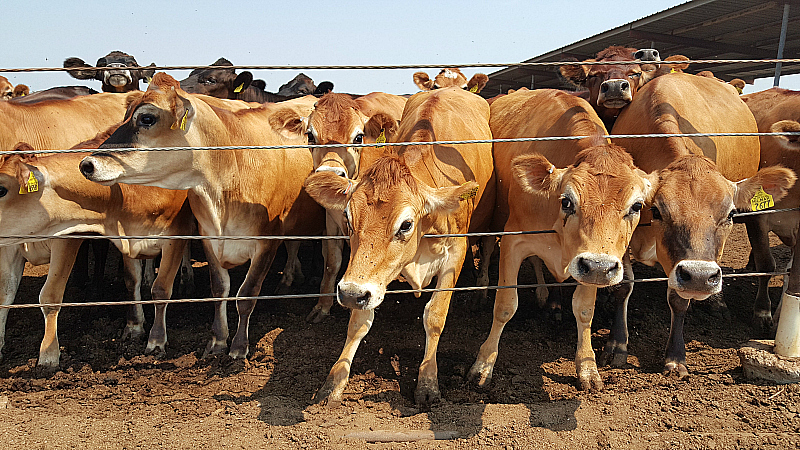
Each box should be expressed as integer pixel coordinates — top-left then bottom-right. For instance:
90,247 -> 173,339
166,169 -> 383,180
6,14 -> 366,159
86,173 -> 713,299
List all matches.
315,165 -> 347,178
79,154 -> 122,185
669,260 -> 722,300
104,63 -> 133,87
569,253 -> 623,287
598,79 -> 632,108
337,281 -> 384,310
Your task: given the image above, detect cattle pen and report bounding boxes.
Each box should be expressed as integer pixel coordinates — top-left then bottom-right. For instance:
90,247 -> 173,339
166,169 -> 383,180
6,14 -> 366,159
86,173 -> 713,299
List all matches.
1,56 -> 800,449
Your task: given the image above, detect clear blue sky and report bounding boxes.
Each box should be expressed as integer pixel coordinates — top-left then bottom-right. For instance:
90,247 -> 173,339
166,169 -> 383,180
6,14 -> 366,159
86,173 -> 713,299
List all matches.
3,0 -> 797,95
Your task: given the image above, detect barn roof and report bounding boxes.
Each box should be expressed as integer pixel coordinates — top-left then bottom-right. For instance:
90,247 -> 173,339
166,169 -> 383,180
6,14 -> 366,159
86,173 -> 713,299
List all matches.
483,0 -> 800,97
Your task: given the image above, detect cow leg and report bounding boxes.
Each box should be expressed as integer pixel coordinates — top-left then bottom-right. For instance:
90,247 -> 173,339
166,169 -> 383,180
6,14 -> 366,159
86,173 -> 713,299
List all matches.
121,257 -> 145,341
203,243 -> 231,357
745,216 -> 776,336
0,247 -> 26,362
314,308 -> 374,406
664,288 -> 690,378
277,241 -> 304,294
473,236 -> 496,305
229,243 -> 279,359
573,284 -> 602,391
599,252 -> 633,367
146,240 -> 185,356
142,259 -> 156,296
528,255 -> 550,308
90,240 -> 110,296
178,243 -> 195,296
308,219 -> 342,323
38,239 -> 82,369
416,243 -> 466,409
74,241 -> 90,287
468,235 -> 532,387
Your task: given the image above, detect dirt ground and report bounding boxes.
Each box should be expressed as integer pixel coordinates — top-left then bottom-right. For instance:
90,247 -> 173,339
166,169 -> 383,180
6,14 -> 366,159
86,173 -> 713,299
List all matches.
1,224 -> 799,449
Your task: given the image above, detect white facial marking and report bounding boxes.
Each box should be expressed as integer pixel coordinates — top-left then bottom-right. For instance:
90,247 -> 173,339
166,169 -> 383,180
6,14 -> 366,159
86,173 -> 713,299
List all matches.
443,69 -> 458,79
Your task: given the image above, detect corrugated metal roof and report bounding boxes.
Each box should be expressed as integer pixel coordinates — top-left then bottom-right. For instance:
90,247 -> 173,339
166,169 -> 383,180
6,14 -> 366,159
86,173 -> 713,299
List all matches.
483,0 -> 800,97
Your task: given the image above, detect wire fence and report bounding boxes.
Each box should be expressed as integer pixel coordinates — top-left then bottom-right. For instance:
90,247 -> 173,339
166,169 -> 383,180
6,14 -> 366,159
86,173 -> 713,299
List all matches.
1,59 -> 798,308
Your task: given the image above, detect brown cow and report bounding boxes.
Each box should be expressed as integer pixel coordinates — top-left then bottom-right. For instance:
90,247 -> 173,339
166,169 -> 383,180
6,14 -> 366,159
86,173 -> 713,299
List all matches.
0,91 -> 140,150
304,86 -> 495,408
468,89 -> 653,391
740,87 -> 800,333
79,73 -> 325,359
301,92 -> 406,322
612,73 -> 796,377
560,46 -> 658,129
0,76 -> 28,100
0,142 -> 192,367
413,68 -> 489,93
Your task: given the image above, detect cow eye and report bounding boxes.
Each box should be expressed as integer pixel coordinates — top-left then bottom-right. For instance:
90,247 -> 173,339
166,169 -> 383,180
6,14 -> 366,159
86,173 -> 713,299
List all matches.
353,134 -> 364,145
561,196 -> 574,214
306,131 -> 316,145
651,206 -> 662,220
397,219 -> 413,236
629,73 -> 642,78
203,78 -> 216,84
137,113 -> 157,127
0,186 -> 7,198
629,201 -> 643,215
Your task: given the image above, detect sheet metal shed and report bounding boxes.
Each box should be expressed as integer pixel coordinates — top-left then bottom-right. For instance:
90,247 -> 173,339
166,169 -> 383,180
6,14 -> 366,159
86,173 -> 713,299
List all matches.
483,0 -> 800,97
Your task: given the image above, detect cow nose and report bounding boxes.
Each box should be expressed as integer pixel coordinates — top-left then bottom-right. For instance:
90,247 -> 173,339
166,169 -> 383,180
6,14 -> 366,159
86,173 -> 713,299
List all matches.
577,256 -> 620,279
337,283 -> 372,309
672,261 -> 722,295
600,79 -> 631,96
569,253 -> 622,286
79,159 -> 95,177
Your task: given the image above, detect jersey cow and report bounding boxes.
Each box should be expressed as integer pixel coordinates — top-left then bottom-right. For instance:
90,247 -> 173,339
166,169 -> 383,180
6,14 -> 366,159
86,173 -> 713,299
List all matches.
304,86 -> 495,409
741,87 -> 800,333
413,68 -> 489,94
64,51 -> 156,93
301,92 -> 406,322
0,139 -> 192,367
79,73 -> 325,359
560,46 -> 660,129
0,76 -> 28,101
468,89 -> 653,391
612,72 -> 796,377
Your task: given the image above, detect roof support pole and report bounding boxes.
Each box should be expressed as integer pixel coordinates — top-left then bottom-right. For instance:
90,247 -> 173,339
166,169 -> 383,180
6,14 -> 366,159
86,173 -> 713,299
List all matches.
774,3 -> 791,87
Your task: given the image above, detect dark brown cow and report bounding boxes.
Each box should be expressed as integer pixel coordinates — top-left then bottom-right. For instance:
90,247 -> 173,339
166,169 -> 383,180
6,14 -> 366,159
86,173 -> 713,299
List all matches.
64,51 -> 155,93
304,87 -> 495,408
79,73 -> 325,359
560,46 -> 658,129
613,73 -> 796,377
468,89 -> 653,391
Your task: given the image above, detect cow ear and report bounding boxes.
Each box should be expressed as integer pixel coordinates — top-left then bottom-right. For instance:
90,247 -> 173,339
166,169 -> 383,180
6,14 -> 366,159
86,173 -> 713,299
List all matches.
304,171 -> 353,212
232,71 -> 253,95
250,79 -> 267,91
139,63 -> 156,83
422,181 -> 479,215
637,169 -> 659,203
170,93 -> 194,132
269,107 -> 307,139
512,154 -> 565,194
769,120 -> 800,150
13,84 -> 29,97
413,72 -> 434,91
364,113 -> 399,143
64,57 -> 98,80
734,166 -> 797,211
467,73 -> 488,93
559,61 -> 593,87
13,151 -> 42,195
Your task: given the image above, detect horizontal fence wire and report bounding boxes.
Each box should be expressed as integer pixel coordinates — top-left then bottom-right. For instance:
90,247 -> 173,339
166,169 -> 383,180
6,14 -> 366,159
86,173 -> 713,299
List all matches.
0,271 -> 788,310
2,59 -> 800,73
5,132 -> 800,156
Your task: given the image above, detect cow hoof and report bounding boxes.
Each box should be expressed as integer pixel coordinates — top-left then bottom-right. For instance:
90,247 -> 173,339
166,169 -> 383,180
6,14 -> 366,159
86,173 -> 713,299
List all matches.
306,306 -> 330,324
466,361 -> 494,387
145,343 -> 167,359
313,379 -> 342,407
578,367 -> 603,391
228,347 -> 249,360
203,339 -> 228,358
663,362 -> 689,379
121,325 -> 145,341
599,342 -> 628,367
414,379 -> 441,411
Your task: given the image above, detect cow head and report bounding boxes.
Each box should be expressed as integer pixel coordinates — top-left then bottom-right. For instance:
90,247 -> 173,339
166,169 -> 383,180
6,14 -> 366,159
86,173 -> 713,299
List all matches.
304,153 -> 477,310
179,57 -> 256,100
0,145 -> 53,241
413,68 -> 489,94
0,76 -> 12,100
644,155 -> 795,299
277,73 -> 317,97
305,93 -> 399,178
560,46 -> 655,121
514,144 -> 654,286
79,73 -> 197,187
64,51 -> 156,93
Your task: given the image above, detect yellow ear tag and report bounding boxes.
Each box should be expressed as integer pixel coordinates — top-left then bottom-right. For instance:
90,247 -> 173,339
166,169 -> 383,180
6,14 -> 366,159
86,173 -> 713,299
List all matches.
376,129 -> 386,150
469,85 -> 479,93
233,82 -> 245,93
750,187 -> 774,211
736,87 -> 743,95
180,109 -> 188,131
459,183 -> 478,200
19,171 -> 38,194
670,68 -> 676,73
